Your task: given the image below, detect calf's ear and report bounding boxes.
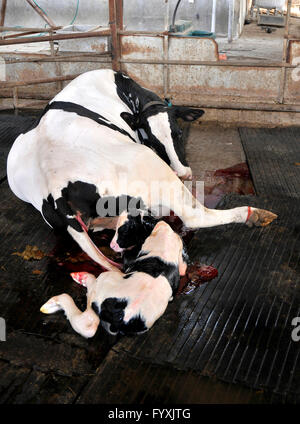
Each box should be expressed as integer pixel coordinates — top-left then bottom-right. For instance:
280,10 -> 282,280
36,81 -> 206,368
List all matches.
174,107 -> 205,122
71,272 -> 96,287
179,244 -> 189,276
121,112 -> 139,130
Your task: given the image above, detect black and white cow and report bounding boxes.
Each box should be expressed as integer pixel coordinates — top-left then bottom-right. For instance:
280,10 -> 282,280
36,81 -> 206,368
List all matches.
7,69 -> 277,271
40,221 -> 188,337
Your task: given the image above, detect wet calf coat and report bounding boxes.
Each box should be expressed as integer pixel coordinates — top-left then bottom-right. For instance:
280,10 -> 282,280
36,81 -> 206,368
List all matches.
40,222 -> 188,337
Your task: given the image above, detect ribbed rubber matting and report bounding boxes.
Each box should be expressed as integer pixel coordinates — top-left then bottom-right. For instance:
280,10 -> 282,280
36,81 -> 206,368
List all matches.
239,127 -> 300,199
0,115 -> 37,180
1,122 -> 299,403
102,195 -> 300,402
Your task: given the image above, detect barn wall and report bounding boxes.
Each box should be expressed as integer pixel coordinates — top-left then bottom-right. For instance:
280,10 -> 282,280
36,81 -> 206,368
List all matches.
4,0 -> 245,39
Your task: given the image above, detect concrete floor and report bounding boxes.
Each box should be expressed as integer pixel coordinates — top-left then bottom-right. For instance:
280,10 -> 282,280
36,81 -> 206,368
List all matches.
216,20 -> 285,62
216,16 -> 300,62
186,123 -> 246,176
185,123 -> 253,208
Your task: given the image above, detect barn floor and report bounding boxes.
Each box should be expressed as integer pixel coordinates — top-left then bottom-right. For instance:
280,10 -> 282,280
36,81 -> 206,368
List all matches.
0,118 -> 299,404
216,16 -> 300,62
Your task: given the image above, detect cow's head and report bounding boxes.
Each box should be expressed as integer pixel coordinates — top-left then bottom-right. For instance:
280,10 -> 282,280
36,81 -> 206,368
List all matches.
121,103 -> 204,179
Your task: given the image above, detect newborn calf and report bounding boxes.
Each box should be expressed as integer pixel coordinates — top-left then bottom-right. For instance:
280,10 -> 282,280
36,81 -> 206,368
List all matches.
40,221 -> 187,337
110,210 -> 157,253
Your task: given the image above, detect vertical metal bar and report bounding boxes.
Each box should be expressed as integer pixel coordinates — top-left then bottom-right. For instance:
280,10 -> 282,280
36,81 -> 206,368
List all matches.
278,0 -> 292,103
163,34 -> 169,99
228,0 -> 235,43
109,0 -> 120,71
0,0 -> 7,27
164,0 -> 170,32
13,87 -> 18,115
283,0 -> 292,59
116,0 -> 123,31
211,0 -> 217,34
164,1 -> 170,98
49,30 -> 62,93
116,0 -> 123,70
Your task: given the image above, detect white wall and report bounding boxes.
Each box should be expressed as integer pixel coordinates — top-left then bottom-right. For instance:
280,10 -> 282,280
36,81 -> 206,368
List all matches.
3,0 -> 246,39
3,0 -> 109,28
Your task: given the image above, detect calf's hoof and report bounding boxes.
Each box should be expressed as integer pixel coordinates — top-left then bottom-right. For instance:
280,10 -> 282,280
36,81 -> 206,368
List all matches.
246,208 -> 277,227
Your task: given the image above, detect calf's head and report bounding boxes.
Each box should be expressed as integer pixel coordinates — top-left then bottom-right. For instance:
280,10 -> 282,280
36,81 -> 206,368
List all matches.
121,104 -> 204,179
110,210 -> 157,253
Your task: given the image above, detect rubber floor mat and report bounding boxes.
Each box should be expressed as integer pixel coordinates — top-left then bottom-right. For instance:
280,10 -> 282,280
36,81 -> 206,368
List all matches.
114,195 -> 300,402
239,127 -> 300,199
0,115 -> 37,180
0,181 -> 114,400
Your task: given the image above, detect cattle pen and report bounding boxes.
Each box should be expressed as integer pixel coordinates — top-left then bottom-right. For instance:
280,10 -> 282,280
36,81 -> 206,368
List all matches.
0,0 -> 299,410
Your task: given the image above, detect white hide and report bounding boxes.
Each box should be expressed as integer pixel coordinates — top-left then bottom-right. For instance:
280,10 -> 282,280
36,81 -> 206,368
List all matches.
147,112 -> 192,178
7,69 -> 275,272
41,222 -> 183,336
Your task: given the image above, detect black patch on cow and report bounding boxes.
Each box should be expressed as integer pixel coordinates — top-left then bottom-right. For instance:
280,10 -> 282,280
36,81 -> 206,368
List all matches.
115,72 -> 149,115
174,106 -> 205,122
36,100 -> 136,142
42,181 -> 101,232
137,122 -> 171,166
61,180 -> 100,219
114,71 -> 204,170
42,194 -> 65,230
117,213 -> 157,249
125,256 -> 180,295
115,72 -> 171,165
41,193 -> 81,232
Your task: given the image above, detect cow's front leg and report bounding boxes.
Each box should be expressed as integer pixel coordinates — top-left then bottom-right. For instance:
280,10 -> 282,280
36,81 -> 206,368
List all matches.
150,173 -> 277,229
182,204 -> 277,229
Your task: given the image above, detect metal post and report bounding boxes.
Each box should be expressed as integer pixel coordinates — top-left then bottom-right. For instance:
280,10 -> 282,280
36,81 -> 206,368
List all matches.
211,0 -> 217,34
116,0 -> 123,31
278,0 -> 292,103
165,0 -> 170,32
109,0 -> 121,71
0,0 -> 7,27
13,87 -> 18,115
228,0 -> 235,43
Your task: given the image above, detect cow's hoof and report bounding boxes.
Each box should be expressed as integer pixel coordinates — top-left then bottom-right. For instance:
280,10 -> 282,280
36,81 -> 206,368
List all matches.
246,208 -> 277,227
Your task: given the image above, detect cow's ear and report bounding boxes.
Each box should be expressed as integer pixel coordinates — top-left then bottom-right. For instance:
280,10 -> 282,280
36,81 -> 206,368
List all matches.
121,112 -> 139,130
174,107 -> 205,122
